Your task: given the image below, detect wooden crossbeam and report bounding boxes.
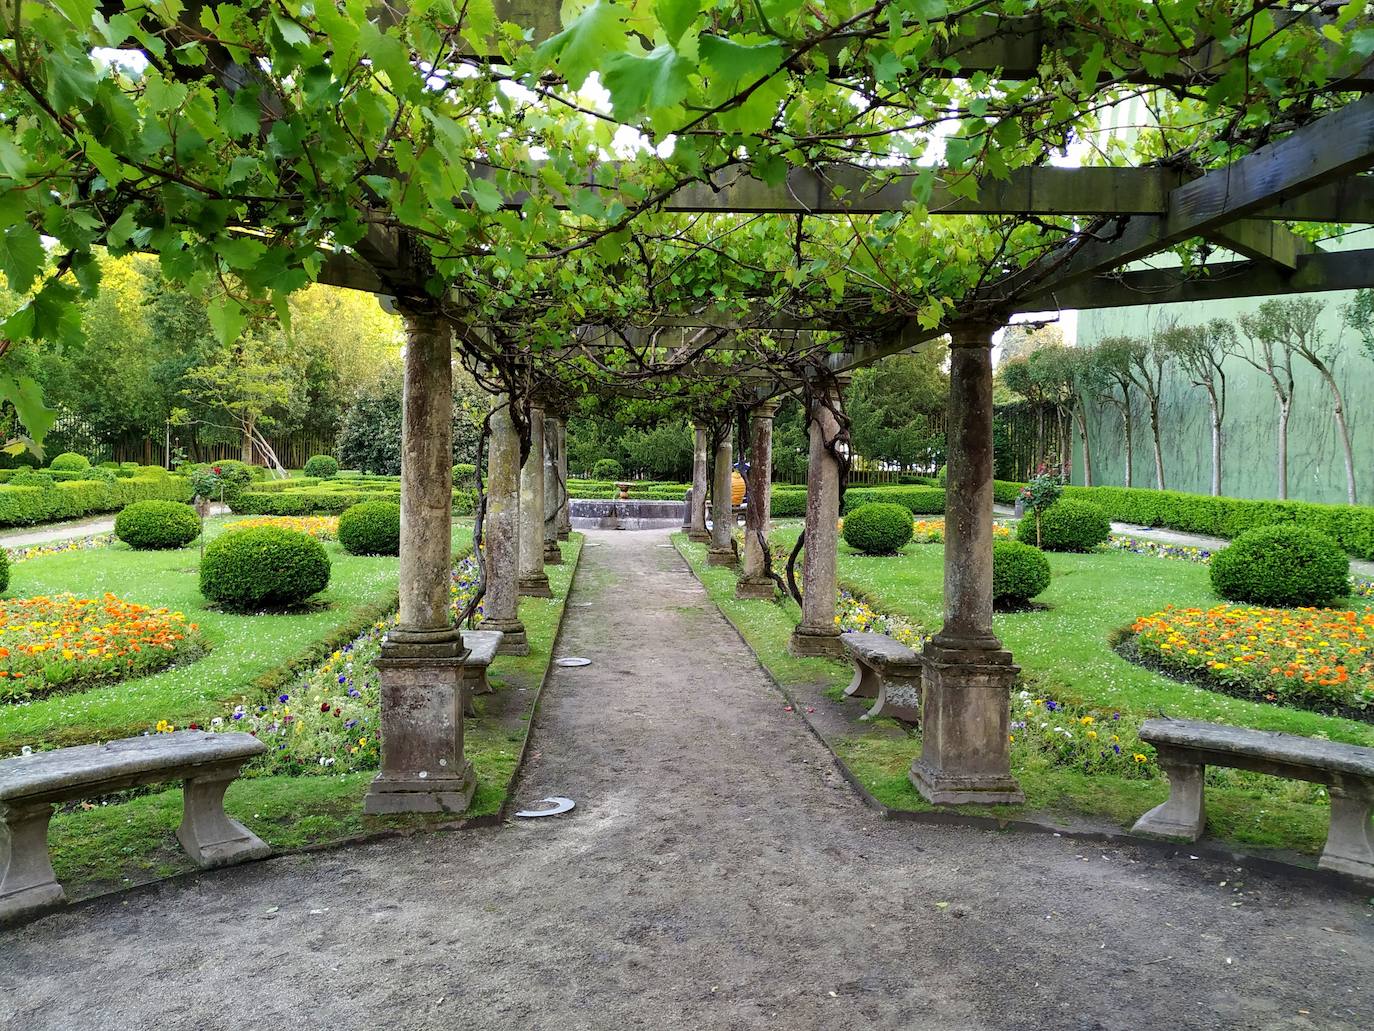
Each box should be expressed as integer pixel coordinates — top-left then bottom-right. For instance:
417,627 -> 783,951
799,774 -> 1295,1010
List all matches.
1205,221 -> 1316,270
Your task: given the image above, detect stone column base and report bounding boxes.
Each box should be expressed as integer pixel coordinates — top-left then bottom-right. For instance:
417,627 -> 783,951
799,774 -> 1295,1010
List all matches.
687,529 -> 711,543
734,576 -> 776,600
543,541 -> 563,565
706,547 -> 737,567
908,643 -> 1024,805
557,530 -> 570,541
482,618 -> 530,656
788,626 -> 844,658
364,648 -> 476,816
518,574 -> 553,598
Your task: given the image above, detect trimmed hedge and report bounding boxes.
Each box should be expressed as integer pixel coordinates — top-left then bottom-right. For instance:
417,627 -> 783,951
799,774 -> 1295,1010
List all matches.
992,540 -> 1051,606
49,452 -> 90,472
0,474 -> 192,528
339,500 -> 401,556
0,548 -> 8,594
842,486 -> 945,515
230,486 -> 475,516
1210,526 -> 1349,607
1017,498 -> 1111,552
303,455 -> 339,479
200,526 -> 331,609
114,500 -> 201,550
842,502 -> 914,555
770,489 -> 807,517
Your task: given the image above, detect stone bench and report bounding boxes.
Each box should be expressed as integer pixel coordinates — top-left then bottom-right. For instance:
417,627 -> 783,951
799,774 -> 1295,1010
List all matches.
840,631 -> 923,723
1,731 -> 269,922
460,629 -> 504,717
1132,717 -> 1374,881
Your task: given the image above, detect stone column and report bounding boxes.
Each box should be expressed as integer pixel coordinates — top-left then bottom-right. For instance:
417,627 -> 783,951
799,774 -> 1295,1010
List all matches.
481,394 -> 529,656
542,410 -> 563,566
736,399 -> 780,600
789,379 -> 845,657
688,423 -> 710,542
555,418 -> 571,540
365,310 -> 474,815
706,424 -> 736,567
519,398 -> 553,598
909,319 -> 1024,805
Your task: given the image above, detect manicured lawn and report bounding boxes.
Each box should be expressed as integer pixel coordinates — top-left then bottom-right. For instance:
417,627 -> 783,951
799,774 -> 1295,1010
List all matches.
678,530 -> 1374,858
38,535 -> 582,896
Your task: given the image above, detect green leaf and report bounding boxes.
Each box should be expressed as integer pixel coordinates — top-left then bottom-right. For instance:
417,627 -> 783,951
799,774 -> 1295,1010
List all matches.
272,14 -> 311,50
654,0 -> 696,47
700,35 -> 785,96
207,294 -> 248,347
0,224 -> 46,294
0,375 -> 58,449
468,177 -> 503,213
601,45 -> 691,121
535,1 -> 629,89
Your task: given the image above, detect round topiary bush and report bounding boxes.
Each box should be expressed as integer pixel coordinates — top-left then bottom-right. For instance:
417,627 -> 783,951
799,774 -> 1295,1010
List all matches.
338,499 -> 401,556
200,526 -> 331,609
452,462 -> 476,485
992,540 -> 1051,606
303,454 -> 339,479
592,458 -> 624,480
1210,525 -> 1349,607
115,500 -> 201,550
935,464 -> 948,486
1016,497 -> 1111,552
49,452 -> 90,472
842,502 -> 914,555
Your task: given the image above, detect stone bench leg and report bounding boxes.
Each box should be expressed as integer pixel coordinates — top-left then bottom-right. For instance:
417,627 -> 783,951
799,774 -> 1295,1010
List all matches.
0,801 -> 64,922
843,660 -> 880,700
1131,758 -> 1206,842
866,674 -> 922,723
178,771 -> 271,869
1319,785 -> 1374,881
461,667 -> 491,718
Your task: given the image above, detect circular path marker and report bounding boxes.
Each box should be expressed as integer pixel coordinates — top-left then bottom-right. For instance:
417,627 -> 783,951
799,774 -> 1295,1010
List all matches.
554,656 -> 592,667
515,796 -> 576,819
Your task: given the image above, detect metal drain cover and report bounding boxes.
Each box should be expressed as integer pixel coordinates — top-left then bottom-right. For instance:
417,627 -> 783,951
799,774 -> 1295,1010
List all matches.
515,796 -> 576,818
554,656 -> 592,667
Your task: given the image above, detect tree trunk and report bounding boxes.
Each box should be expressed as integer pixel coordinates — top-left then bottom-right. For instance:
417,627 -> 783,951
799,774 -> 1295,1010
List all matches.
1075,403 -> 1093,488
1208,393 -> 1223,497
1149,400 -> 1165,490
1319,370 -> 1358,505
1057,407 -> 1071,479
1034,407 -> 1044,469
1277,402 -> 1290,500
241,415 -> 254,465
1120,406 -> 1134,489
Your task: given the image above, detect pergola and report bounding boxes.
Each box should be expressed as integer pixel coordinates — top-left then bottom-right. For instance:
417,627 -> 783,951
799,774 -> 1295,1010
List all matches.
12,3 -> 1374,813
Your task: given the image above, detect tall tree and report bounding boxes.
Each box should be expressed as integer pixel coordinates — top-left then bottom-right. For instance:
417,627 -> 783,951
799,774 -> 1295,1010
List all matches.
1090,338 -> 1143,489
1127,331 -> 1171,490
847,348 -> 948,472
1160,319 -> 1236,497
1236,300 -> 1304,501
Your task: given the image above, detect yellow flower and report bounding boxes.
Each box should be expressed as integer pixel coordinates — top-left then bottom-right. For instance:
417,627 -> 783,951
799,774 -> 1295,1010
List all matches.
1132,753 -> 1147,763
1079,715 -> 1094,725
358,737 -> 368,747
1086,730 -> 1097,739
1008,734 -> 1016,742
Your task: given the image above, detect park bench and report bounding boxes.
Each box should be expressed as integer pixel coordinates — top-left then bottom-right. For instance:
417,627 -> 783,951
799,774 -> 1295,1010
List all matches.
460,630 -> 504,717
840,631 -> 923,723
1132,717 -> 1374,881
0,731 -> 269,923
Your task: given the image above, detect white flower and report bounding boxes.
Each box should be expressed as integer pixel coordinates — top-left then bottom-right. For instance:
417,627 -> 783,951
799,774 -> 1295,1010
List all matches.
210,717 -> 223,728
20,746 -> 32,757
1018,690 -> 1030,700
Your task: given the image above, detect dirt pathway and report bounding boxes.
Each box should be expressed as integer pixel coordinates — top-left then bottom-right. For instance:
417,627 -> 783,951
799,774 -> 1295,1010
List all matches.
3,529 -> 1372,1030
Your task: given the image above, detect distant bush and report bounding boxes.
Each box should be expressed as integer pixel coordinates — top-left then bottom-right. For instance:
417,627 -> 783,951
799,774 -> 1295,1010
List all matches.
10,468 -> 53,489
338,500 -> 402,556
992,541 -> 1051,606
200,526 -> 330,609
592,458 -> 624,480
0,549 -> 9,594
115,500 -> 200,550
303,455 -> 339,479
189,460 -> 255,501
842,486 -> 945,515
49,452 -> 90,472
842,502 -> 914,555
770,489 -> 807,518
452,463 -> 477,486
1210,526 -> 1349,607
1017,498 -> 1110,552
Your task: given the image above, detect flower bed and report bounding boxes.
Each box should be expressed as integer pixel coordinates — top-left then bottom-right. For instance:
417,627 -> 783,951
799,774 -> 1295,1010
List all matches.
1010,690 -> 1154,777
5,533 -> 114,564
0,593 -> 203,697
834,589 -> 927,650
1126,604 -> 1374,719
224,515 -> 339,540
1105,534 -> 1212,563
911,518 -> 1013,544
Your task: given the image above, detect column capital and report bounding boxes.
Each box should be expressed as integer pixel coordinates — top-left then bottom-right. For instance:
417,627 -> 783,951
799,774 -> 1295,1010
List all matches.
948,318 -> 1005,348
750,399 -> 782,420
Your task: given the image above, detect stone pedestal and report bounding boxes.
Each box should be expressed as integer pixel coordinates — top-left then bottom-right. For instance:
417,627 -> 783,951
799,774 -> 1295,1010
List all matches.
707,426 -> 737,567
483,394 -> 528,655
736,400 -> 779,600
908,320 -> 1023,804
519,399 -> 553,598
789,378 -> 845,658
688,423 -> 711,542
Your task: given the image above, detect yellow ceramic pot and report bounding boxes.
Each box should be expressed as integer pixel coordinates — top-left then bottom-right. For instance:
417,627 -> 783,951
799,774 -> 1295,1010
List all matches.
731,470 -> 747,506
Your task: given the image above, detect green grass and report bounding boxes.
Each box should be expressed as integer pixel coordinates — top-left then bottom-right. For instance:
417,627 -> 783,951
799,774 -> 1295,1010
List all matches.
38,535 -> 582,897
0,515 -> 472,752
678,530 -> 1371,857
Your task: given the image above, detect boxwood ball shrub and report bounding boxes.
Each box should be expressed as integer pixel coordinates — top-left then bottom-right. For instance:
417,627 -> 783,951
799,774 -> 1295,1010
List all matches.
592,458 -> 623,480
338,499 -> 402,556
0,548 -> 9,594
115,500 -> 201,550
302,454 -> 339,479
842,502 -> 914,555
1210,525 -> 1349,607
992,540 -> 1052,606
1017,498 -> 1111,552
200,526 -> 331,609
452,462 -> 477,485
49,452 -> 90,472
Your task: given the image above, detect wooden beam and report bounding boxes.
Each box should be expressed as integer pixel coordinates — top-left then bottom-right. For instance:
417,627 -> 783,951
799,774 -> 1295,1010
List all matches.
1205,222 -> 1316,270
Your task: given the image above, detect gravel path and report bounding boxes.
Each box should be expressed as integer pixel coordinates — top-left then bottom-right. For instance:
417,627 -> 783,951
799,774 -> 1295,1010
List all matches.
2,528 -> 1372,1030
